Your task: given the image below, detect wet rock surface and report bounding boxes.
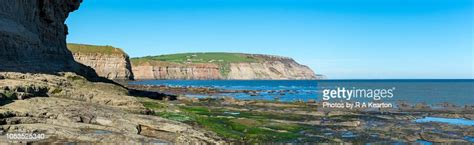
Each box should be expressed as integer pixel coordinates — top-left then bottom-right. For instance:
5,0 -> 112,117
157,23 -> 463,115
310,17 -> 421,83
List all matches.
126,84 -> 300,98
214,99 -> 472,143
126,84 -> 223,95
133,85 -> 474,143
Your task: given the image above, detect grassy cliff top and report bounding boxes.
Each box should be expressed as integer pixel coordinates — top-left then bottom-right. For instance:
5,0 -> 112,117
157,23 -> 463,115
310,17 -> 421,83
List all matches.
131,52 -> 263,65
67,43 -> 127,55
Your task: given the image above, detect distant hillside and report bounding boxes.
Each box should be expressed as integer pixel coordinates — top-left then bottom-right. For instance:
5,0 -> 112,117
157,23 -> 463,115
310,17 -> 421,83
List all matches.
131,52 -> 263,64
67,43 -> 133,80
132,53 -> 265,76
131,52 -> 317,80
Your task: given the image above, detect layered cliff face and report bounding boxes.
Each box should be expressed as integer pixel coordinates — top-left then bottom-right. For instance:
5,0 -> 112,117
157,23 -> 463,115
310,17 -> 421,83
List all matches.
133,61 -> 222,80
0,0 -> 87,73
131,53 -> 318,80
227,61 -> 316,80
68,44 -> 134,80
226,54 -> 317,80
0,1 -> 224,143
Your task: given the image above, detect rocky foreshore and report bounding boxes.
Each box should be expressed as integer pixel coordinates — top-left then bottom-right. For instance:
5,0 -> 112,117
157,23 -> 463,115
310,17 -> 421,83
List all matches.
166,96 -> 474,143
0,0 -> 472,144
1,73 -> 473,143
0,72 -> 223,143
126,84 -> 269,96
125,83 -> 474,143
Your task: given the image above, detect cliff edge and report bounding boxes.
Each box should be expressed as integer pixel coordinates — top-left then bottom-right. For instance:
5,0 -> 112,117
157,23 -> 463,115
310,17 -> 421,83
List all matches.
0,1 -> 222,143
68,43 -> 134,80
131,53 -> 318,80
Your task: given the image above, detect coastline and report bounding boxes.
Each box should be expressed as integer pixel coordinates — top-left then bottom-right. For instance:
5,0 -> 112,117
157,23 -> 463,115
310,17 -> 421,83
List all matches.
125,79 -> 474,105
0,0 -> 471,143
122,79 -> 474,143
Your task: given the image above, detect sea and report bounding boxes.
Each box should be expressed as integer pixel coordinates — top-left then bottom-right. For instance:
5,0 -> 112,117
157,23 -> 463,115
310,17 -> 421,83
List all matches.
129,79 -> 474,106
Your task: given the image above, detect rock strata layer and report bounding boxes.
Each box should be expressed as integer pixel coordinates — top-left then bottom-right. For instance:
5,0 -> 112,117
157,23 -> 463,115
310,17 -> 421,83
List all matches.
68,44 -> 134,80
132,62 -> 222,80
132,54 -> 319,80
0,0 -> 89,74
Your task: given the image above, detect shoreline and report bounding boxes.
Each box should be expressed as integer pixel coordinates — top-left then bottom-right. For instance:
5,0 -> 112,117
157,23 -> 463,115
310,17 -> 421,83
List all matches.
124,81 -> 474,143
125,82 -> 474,107
0,72 -> 472,143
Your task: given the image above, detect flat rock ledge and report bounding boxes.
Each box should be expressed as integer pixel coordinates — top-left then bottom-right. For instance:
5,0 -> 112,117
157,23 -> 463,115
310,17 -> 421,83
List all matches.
0,72 -> 223,143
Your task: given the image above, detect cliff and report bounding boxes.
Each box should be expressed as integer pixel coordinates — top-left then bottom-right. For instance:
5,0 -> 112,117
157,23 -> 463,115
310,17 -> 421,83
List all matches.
132,61 -> 222,80
0,0 -> 93,75
0,1 -> 223,143
131,53 -> 318,80
68,43 -> 134,80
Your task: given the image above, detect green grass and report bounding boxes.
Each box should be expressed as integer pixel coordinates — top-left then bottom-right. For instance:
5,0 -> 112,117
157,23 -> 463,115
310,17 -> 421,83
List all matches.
131,52 -> 261,64
67,43 -> 127,55
131,52 -> 262,76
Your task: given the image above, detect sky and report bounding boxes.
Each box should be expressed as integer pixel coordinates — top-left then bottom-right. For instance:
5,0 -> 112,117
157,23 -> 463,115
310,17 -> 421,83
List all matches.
66,0 -> 473,79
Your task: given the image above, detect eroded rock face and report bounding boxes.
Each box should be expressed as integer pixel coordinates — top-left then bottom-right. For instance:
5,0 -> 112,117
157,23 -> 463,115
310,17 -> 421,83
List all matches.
0,0 -> 85,73
68,44 -> 134,80
132,54 -> 318,80
226,54 -> 317,80
227,60 -> 316,80
72,52 -> 134,80
132,62 -> 222,80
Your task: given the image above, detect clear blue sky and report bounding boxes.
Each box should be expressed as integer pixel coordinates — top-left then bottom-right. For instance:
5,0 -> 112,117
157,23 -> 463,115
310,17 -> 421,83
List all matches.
66,0 -> 473,79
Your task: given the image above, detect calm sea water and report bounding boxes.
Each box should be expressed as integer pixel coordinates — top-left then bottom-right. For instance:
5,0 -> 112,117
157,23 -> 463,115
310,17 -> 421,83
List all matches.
129,80 -> 474,105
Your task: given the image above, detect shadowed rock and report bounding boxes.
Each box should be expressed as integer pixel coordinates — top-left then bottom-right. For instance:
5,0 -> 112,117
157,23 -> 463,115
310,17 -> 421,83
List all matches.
0,0 -> 98,78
